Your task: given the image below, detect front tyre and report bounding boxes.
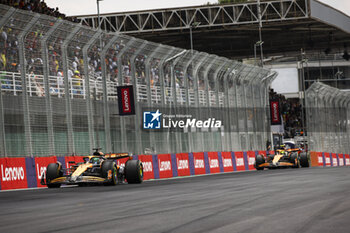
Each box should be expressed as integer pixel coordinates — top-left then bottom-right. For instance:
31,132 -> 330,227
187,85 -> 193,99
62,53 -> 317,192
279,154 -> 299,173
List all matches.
290,152 -> 300,168
255,154 -> 265,170
125,160 -> 143,184
46,163 -> 62,188
300,152 -> 310,167
101,161 -> 117,185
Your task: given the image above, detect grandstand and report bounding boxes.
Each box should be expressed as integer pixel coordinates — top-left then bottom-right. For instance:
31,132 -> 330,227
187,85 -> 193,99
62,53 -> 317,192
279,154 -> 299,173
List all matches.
0,3 -> 275,157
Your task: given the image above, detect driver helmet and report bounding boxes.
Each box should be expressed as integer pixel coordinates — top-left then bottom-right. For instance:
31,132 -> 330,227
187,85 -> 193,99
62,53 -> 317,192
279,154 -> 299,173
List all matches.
91,157 -> 100,164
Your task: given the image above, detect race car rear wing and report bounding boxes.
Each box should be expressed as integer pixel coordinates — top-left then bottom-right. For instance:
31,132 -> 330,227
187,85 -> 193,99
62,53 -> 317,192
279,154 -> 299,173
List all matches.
105,153 -> 132,160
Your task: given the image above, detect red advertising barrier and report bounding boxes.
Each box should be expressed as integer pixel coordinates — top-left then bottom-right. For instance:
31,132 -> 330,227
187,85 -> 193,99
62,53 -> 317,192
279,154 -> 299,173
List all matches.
345,154 -> 350,166
207,152 -> 221,174
316,152 -> 324,166
235,152 -> 245,171
192,152 -> 206,175
64,156 -> 85,172
246,151 -> 256,170
34,156 -> 57,187
0,157 -> 28,190
157,154 -> 173,179
175,153 -> 191,177
331,153 -> 338,167
324,153 -> 331,167
258,151 -> 267,156
137,155 -> 154,180
338,154 -> 344,166
221,152 -> 234,172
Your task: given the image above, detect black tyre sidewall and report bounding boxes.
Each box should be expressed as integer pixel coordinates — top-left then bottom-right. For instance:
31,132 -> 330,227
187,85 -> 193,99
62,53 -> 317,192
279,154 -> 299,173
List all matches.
255,154 -> 265,170
300,153 -> 309,167
125,160 -> 143,184
101,161 -> 117,185
46,163 -> 61,188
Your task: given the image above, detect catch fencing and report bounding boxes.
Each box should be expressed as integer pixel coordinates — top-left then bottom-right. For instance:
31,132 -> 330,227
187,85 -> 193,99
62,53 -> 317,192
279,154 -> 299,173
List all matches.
306,82 -> 350,154
0,4 -> 276,157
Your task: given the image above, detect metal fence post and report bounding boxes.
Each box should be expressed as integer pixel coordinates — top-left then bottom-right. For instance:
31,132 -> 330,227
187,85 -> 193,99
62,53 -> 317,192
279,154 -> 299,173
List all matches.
18,14 -> 40,156
0,8 -> 16,157
101,34 -> 119,153
62,26 -> 81,154
130,41 -> 148,154
41,19 -> 62,155
83,31 -> 102,152
117,38 -> 136,152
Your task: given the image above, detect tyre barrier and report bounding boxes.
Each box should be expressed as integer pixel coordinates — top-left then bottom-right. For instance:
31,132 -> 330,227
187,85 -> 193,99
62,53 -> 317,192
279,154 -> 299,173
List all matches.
0,151 -> 347,191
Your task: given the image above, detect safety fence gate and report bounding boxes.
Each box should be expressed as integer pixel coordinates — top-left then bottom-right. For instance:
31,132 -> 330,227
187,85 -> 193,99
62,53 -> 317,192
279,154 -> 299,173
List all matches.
0,4 -> 276,157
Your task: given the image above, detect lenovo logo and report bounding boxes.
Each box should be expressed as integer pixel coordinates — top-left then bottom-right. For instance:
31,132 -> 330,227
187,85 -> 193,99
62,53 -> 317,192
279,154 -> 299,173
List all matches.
1,165 -> 25,181
121,88 -> 131,113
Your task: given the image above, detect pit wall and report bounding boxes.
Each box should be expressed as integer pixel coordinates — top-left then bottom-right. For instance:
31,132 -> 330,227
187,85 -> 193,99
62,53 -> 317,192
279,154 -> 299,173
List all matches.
1,151 -> 348,191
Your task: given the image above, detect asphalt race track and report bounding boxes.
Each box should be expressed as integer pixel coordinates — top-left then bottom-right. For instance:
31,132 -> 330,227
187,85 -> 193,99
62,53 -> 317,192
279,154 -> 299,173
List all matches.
1,167 -> 350,233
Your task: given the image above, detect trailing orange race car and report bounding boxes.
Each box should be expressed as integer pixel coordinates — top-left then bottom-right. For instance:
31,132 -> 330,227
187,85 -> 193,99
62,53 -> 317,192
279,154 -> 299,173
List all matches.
255,146 -> 309,170
41,148 -> 143,188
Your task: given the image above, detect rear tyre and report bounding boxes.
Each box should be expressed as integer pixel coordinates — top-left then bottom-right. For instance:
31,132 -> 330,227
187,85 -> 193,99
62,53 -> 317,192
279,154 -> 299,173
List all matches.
125,160 -> 143,184
290,152 -> 300,168
300,152 -> 310,167
255,154 -> 265,170
101,161 -> 117,186
46,163 -> 62,188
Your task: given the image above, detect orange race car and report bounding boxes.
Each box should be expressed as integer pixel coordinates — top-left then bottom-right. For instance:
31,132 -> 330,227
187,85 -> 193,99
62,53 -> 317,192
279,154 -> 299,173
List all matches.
41,148 -> 143,188
255,146 -> 309,170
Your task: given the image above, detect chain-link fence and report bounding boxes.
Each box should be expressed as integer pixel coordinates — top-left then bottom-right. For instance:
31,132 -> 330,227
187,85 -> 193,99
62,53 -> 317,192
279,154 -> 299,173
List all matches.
306,82 -> 350,154
0,5 -> 276,157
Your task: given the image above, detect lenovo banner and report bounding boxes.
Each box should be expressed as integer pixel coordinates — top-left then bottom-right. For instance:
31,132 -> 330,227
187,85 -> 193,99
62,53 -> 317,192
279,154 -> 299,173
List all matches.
175,153 -> 191,177
221,152 -> 234,172
270,99 -> 281,125
157,154 -> 173,179
35,156 -> 57,187
137,155 -> 154,180
0,158 -> 28,190
192,152 -> 206,175
207,152 -> 221,174
235,152 -> 245,171
117,85 -> 135,115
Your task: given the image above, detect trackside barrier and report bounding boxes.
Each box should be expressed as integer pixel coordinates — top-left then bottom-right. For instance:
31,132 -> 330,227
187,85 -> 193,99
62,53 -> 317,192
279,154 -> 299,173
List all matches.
309,152 -> 350,167
2,151 -> 350,190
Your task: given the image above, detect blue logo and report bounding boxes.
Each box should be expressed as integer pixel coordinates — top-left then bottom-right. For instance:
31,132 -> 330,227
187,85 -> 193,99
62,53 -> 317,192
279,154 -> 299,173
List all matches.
143,110 -> 162,129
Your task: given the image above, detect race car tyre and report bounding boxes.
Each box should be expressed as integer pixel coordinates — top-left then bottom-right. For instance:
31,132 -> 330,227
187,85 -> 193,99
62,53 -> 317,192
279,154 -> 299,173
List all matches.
299,152 -> 310,167
290,152 -> 300,168
125,160 -> 143,184
101,161 -> 117,185
46,163 -> 62,188
255,154 -> 265,170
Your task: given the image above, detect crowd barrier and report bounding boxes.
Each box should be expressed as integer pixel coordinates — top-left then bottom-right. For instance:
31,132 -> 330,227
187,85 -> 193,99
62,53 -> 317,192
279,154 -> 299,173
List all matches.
1,151 -> 347,191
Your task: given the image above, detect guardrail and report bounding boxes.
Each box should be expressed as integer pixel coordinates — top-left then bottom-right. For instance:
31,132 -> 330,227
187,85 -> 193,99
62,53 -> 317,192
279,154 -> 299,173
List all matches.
0,71 -> 224,106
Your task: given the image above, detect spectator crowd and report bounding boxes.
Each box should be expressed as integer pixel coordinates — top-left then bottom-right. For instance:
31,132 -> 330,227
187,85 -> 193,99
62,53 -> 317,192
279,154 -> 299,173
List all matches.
270,89 -> 303,138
